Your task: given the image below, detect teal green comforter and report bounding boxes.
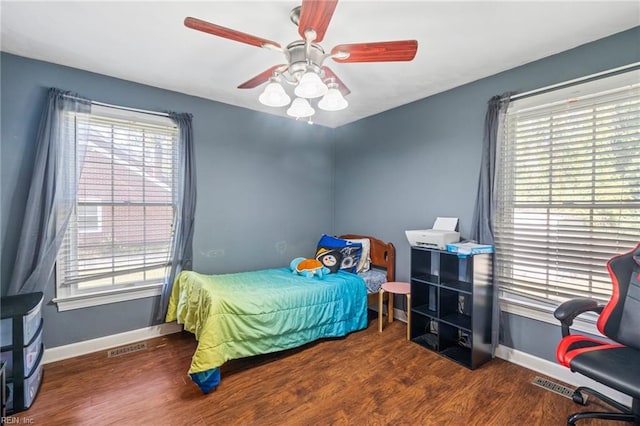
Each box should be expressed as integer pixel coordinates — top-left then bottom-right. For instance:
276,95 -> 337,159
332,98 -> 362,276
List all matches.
166,268 -> 368,382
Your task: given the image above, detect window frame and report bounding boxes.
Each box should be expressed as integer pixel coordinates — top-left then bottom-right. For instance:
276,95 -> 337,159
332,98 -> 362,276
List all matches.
53,104 -> 178,311
494,68 -> 640,331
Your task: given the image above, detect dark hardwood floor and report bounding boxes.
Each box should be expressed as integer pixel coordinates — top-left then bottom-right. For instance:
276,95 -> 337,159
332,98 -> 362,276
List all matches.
8,316 -> 628,425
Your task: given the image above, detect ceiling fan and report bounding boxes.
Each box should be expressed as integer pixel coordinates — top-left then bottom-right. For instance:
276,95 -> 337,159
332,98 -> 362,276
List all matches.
184,0 -> 418,118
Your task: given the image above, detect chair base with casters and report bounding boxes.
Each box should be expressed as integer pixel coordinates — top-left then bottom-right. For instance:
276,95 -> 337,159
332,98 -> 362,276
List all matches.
554,242 -> 640,426
567,387 -> 639,425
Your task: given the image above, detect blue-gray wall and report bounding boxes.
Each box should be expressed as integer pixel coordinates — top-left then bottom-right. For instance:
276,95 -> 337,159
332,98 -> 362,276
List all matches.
333,26 -> 640,362
0,53 -> 335,347
2,26 -> 638,356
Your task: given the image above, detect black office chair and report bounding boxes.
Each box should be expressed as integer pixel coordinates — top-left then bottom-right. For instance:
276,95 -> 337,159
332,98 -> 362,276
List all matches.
554,242 -> 640,425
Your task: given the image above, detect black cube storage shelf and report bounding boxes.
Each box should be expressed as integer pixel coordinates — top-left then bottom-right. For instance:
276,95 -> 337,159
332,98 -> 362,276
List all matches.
409,247 -> 493,369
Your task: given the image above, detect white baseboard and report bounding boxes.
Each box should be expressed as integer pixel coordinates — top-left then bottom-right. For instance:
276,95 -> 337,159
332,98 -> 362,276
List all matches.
495,344 -> 632,406
393,308 -> 408,322
43,322 -> 183,364
46,307 -> 404,364
42,316 -> 633,410
378,305 -> 632,407
369,303 -> 408,322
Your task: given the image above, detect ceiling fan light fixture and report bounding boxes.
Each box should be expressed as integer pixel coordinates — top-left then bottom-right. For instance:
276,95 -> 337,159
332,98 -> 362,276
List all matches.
259,81 -> 291,107
294,71 -> 328,99
318,84 -> 348,111
184,3 -> 418,122
287,97 -> 315,118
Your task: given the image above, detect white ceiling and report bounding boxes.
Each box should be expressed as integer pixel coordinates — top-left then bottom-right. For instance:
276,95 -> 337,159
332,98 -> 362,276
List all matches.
1,1 -> 639,128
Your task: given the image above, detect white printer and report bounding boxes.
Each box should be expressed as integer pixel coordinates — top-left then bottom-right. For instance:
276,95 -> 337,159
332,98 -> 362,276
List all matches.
405,217 -> 460,250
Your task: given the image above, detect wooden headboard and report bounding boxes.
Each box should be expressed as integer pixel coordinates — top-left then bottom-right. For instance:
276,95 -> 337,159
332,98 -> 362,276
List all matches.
339,234 -> 396,282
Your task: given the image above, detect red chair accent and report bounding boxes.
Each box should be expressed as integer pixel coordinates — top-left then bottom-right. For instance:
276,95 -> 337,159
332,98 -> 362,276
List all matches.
554,242 -> 640,425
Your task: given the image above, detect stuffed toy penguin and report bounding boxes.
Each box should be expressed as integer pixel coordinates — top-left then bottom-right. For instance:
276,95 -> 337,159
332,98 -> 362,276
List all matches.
290,257 -> 329,279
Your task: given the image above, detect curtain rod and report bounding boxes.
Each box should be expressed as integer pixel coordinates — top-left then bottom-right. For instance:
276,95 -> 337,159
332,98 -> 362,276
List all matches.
61,93 -> 170,118
504,61 -> 640,102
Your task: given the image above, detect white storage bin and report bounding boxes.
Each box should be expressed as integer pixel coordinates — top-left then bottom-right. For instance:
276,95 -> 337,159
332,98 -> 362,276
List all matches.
5,348 -> 43,413
1,296 -> 43,348
0,320 -> 43,377
1,292 -> 44,414
0,318 -> 11,348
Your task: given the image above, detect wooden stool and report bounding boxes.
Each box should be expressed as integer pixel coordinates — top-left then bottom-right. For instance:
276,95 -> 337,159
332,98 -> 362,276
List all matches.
378,281 -> 411,340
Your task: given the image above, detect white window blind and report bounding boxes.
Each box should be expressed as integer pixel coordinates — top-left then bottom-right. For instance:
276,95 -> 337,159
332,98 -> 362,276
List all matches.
495,69 -> 640,304
57,105 -> 178,295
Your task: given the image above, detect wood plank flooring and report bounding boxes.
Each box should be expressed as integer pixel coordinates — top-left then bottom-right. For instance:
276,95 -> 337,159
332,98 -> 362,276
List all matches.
8,316 -> 629,425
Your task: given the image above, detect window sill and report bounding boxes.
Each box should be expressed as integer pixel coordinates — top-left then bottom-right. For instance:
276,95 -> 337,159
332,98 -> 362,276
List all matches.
53,283 -> 163,312
499,294 -> 602,337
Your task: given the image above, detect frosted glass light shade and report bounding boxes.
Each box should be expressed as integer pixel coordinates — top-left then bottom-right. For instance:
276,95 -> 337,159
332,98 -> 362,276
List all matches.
287,97 -> 315,118
318,87 -> 348,111
258,82 -> 291,107
294,72 -> 328,99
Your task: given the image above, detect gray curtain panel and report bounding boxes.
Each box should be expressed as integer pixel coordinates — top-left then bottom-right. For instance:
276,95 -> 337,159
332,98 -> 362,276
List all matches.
470,95 -> 509,245
470,93 -> 512,356
7,88 -> 91,295
156,112 -> 197,322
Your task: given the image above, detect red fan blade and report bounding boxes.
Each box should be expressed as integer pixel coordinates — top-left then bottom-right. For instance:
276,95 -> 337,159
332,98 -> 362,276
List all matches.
321,66 -> 350,96
331,40 -> 418,63
297,0 -> 338,42
185,17 -> 281,49
237,65 -> 287,89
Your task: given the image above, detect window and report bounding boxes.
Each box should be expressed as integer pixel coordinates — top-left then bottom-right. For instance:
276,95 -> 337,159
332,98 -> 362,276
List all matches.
55,105 -> 178,310
77,203 -> 102,233
495,69 -> 640,313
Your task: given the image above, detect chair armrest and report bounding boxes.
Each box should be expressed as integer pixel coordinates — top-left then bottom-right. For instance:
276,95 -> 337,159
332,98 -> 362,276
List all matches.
554,298 -> 604,337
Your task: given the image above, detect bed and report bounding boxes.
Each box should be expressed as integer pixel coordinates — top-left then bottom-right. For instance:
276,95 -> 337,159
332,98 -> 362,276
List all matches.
166,234 -> 395,393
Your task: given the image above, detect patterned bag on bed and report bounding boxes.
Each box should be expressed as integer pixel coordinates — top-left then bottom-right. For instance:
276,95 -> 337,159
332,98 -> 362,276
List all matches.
315,234 -> 362,274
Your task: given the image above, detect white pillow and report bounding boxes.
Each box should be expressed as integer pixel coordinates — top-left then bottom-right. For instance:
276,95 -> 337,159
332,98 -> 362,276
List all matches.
346,238 -> 371,273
